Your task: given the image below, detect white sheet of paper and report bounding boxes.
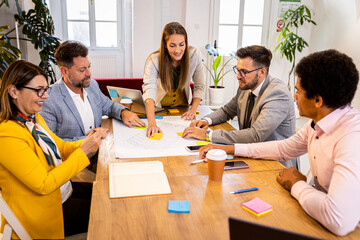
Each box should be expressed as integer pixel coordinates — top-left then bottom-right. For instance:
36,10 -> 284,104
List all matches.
109,161 -> 171,198
113,116 -> 201,158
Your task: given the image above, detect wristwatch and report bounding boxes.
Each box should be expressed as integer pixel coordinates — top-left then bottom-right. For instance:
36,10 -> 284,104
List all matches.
205,129 -> 210,141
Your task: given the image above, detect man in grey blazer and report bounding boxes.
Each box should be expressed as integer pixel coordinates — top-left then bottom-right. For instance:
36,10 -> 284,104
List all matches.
40,40 -> 145,142
183,45 -> 297,168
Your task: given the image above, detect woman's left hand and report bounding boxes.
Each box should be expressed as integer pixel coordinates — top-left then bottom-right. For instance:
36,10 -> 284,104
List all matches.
181,109 -> 197,120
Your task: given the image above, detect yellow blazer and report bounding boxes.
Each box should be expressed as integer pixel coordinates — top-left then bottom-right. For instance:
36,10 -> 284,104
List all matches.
0,114 -> 89,239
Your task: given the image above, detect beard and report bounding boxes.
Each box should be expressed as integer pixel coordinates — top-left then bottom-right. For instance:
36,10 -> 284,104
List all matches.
68,74 -> 91,88
238,72 -> 259,90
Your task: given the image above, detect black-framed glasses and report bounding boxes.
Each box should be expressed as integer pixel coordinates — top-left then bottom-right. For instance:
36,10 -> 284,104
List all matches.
22,86 -> 50,97
233,66 -> 263,78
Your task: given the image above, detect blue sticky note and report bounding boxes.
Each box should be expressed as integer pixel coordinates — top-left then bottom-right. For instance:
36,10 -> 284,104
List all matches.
122,96 -> 131,99
139,116 -> 164,120
168,200 -> 190,213
109,89 -> 119,98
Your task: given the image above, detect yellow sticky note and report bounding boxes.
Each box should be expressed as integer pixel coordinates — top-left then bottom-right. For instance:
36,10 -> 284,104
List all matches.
133,126 -> 146,129
176,132 -> 183,136
196,111 -> 200,114
168,109 -> 180,114
196,141 -> 209,146
149,133 -> 164,140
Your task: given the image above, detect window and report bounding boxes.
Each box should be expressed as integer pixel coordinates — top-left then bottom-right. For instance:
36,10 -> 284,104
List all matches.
63,0 -> 120,48
214,0 -> 270,55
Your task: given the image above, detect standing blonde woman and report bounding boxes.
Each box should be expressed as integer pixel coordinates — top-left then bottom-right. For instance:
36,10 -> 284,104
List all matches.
142,22 -> 205,137
0,60 -> 108,239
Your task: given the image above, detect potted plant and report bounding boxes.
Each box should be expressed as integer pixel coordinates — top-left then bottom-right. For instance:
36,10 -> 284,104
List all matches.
274,4 -> 317,92
204,43 -> 235,105
0,0 -> 60,83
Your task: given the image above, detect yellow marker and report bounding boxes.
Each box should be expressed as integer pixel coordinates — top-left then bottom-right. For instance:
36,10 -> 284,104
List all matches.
176,132 -> 183,136
196,141 -> 209,146
168,109 -> 180,114
149,132 -> 164,140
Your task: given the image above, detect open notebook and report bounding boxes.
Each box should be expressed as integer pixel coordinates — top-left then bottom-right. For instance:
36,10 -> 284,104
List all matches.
108,161 -> 171,198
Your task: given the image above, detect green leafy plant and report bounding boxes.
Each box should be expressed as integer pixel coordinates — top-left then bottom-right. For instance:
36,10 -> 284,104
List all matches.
0,0 -> 60,83
274,5 -> 316,90
204,44 -> 235,88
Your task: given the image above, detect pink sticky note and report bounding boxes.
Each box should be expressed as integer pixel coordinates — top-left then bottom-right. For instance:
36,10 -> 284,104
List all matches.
242,197 -> 272,215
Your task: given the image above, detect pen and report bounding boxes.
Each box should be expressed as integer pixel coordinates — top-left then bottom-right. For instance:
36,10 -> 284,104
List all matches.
190,159 -> 205,165
230,187 -> 258,194
90,126 -> 96,133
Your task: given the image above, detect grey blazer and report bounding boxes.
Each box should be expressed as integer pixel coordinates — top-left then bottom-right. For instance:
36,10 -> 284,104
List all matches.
142,47 -> 205,107
206,75 -> 297,167
40,78 -> 125,141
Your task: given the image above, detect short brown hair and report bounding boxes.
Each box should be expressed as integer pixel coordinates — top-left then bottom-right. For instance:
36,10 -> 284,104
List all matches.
236,45 -> 272,73
0,60 -> 47,122
55,40 -> 88,69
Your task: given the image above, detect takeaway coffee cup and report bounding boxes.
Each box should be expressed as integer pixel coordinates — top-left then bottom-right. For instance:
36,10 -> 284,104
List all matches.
206,149 -> 227,181
120,98 -> 132,110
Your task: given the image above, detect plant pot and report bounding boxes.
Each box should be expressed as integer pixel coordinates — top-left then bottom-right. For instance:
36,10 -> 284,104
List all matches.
209,86 -> 225,106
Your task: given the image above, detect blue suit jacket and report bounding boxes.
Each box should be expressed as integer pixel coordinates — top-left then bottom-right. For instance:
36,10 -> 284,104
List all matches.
40,78 -> 125,141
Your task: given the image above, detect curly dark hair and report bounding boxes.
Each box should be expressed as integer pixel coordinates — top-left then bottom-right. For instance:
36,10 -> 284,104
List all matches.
295,49 -> 359,108
54,40 -> 88,69
236,45 -> 272,73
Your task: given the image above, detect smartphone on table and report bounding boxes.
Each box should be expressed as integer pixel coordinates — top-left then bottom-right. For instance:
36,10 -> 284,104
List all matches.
185,145 -> 203,152
224,161 -> 249,170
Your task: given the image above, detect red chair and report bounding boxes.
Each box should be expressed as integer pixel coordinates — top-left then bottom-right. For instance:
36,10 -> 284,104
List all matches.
95,78 -> 194,100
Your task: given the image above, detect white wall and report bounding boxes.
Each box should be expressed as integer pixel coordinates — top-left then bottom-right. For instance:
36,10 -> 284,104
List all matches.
307,0 -> 360,110
133,0 -> 187,77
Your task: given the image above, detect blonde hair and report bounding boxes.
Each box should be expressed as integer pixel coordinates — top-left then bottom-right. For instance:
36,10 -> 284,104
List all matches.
156,22 -> 189,92
0,60 -> 47,123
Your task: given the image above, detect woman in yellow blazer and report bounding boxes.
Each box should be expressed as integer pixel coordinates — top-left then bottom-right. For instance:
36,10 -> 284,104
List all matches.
0,60 -> 108,239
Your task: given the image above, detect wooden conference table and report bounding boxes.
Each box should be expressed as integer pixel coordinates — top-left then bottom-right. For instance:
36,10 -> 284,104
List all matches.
87,107 -> 360,240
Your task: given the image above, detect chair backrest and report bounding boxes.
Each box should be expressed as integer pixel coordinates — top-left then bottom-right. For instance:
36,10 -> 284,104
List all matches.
0,190 -> 32,240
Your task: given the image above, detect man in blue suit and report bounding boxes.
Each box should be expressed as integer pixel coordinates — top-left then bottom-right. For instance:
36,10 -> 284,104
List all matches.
40,40 -> 145,142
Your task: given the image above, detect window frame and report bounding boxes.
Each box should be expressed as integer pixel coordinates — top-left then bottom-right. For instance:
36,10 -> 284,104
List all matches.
212,0 -> 272,54
61,0 -> 124,51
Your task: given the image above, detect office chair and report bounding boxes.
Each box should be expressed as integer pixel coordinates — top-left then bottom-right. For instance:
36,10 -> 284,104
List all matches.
0,190 -> 32,240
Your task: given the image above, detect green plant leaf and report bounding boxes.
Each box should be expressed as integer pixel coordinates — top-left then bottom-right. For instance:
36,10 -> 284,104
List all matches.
1,0 -> 60,83
212,56 -> 222,71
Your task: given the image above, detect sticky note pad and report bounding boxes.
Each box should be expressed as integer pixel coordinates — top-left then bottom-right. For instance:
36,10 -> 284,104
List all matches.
168,109 -> 179,114
242,197 -> 272,217
168,200 -> 190,213
176,132 -> 183,136
133,126 -> 146,129
196,141 -> 209,146
121,96 -> 131,99
109,89 -> 119,98
149,133 -> 164,140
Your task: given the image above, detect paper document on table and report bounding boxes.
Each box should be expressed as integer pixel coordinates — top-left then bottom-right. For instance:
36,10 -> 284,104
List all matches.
113,116 -> 200,158
109,161 -> 171,198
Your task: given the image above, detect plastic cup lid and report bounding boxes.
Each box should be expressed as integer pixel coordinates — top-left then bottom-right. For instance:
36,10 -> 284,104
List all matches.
206,149 -> 227,161
120,98 -> 132,104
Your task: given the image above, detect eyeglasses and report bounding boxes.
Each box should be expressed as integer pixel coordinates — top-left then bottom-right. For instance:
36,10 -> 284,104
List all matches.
233,66 -> 263,78
22,86 -> 50,97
